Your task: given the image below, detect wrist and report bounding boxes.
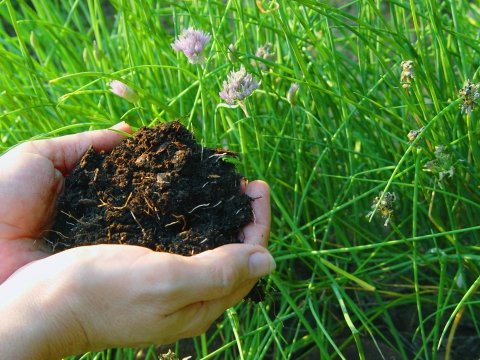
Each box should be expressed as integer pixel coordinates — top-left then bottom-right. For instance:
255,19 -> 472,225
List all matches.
0,282 -> 51,359
0,263 -> 88,359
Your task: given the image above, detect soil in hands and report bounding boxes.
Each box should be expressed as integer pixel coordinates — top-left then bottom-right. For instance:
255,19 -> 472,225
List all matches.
48,121 -> 254,256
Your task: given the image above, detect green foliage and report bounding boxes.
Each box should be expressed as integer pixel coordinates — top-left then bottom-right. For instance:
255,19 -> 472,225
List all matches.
1,0 -> 480,359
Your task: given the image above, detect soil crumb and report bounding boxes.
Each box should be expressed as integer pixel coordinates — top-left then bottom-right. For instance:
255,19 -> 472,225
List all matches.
48,121 -> 253,255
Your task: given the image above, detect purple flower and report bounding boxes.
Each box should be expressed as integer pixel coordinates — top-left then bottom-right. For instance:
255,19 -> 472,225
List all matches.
109,80 -> 139,103
171,28 -> 211,64
219,65 -> 259,105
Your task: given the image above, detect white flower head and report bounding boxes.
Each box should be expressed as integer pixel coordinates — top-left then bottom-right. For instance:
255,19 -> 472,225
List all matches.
171,27 -> 211,64
109,80 -> 139,103
219,65 -> 259,105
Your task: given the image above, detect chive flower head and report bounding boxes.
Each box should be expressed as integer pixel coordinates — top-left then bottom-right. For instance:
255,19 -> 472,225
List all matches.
219,65 -> 259,105
171,27 -> 211,64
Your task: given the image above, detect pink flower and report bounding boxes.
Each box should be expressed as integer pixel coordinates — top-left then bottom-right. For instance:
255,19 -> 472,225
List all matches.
109,80 -> 139,103
171,28 -> 211,64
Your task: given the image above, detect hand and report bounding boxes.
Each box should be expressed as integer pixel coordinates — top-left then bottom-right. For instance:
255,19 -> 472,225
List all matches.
0,124 -> 274,359
0,121 -> 133,283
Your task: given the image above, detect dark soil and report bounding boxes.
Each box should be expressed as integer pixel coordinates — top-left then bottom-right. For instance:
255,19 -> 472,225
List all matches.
48,121 -> 254,255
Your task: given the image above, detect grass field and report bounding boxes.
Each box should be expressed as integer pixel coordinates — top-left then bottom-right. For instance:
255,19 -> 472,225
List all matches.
1,1 -> 480,359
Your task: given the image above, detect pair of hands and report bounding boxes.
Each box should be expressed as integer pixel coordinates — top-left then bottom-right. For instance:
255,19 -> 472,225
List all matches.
0,122 -> 274,359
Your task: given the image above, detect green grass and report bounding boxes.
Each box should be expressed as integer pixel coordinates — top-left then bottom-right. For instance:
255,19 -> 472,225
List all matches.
2,0 -> 480,359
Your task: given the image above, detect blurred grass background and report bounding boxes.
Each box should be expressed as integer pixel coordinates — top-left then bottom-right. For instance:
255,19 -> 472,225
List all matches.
1,0 -> 480,359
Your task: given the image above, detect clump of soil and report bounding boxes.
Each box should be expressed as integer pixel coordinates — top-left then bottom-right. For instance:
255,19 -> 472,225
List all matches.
48,121 -> 254,255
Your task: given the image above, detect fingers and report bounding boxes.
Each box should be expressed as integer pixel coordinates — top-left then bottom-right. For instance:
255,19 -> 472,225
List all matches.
170,280 -> 258,341
139,243 -> 275,310
18,122 -> 132,174
0,151 -> 63,239
243,180 -> 271,247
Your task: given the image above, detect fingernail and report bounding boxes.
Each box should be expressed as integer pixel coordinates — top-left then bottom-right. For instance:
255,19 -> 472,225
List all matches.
111,121 -> 126,130
249,252 -> 276,278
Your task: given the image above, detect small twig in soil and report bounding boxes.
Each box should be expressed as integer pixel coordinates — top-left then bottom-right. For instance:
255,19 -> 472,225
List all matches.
208,153 -> 228,162
154,207 -> 161,221
168,214 -> 187,231
60,210 -> 84,224
92,168 -> 99,182
98,192 -> 133,210
143,196 -> 155,214
209,200 -> 222,208
165,220 -> 180,228
130,210 -> 147,235
114,192 -> 133,210
188,203 -> 211,213
44,237 -> 71,252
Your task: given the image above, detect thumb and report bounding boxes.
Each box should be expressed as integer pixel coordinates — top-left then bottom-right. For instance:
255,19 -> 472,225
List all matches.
141,244 -> 276,310
152,245 -> 276,341
14,121 -> 132,175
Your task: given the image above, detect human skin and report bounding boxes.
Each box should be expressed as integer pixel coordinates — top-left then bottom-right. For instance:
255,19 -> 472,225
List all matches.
0,122 -> 274,359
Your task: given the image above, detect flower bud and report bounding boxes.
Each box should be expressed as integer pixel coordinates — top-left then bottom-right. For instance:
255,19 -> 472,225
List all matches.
29,31 -> 38,50
93,40 -> 103,62
287,83 -> 300,105
109,80 -> 139,103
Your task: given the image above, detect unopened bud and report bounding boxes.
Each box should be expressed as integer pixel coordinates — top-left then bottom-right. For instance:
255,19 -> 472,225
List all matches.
30,31 -> 38,49
228,43 -> 237,62
93,40 -> 103,62
287,83 -> 299,105
83,47 -> 89,64
109,80 -> 139,103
